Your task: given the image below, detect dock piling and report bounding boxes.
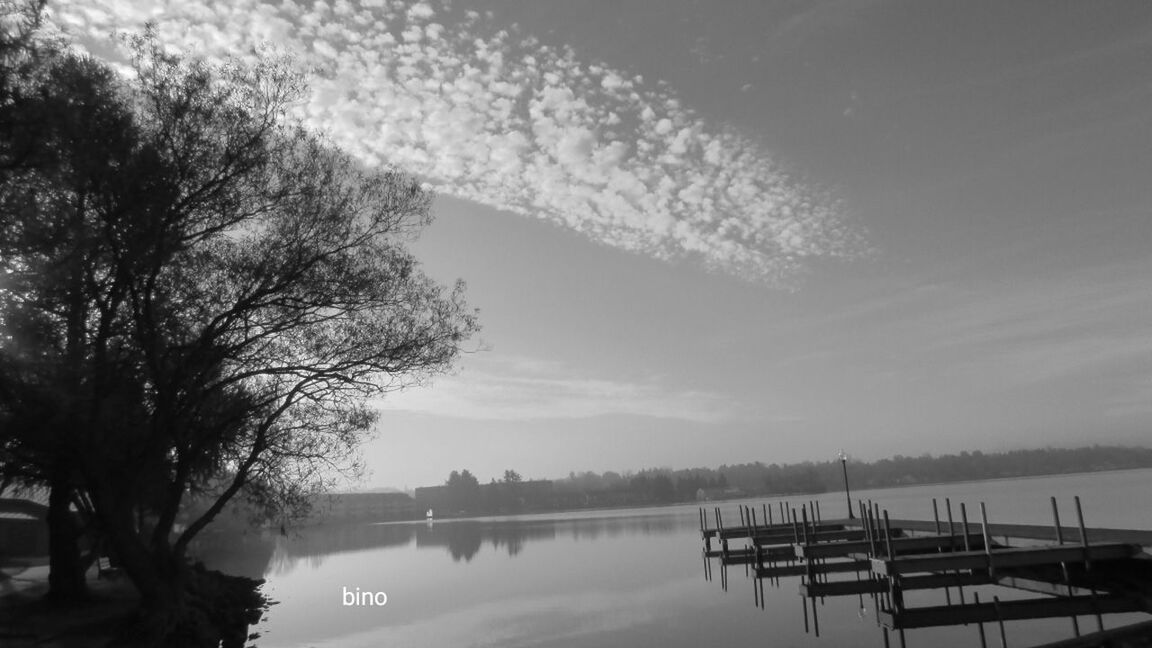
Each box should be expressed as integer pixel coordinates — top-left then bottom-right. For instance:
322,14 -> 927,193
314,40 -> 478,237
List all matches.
993,595 -> 1007,648
1051,497 -> 1064,545
1075,496 -> 1091,572
974,592 -> 988,648
981,502 -> 994,577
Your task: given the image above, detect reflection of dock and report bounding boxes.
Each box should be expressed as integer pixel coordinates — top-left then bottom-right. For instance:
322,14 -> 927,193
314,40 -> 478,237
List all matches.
698,496 -> 1152,647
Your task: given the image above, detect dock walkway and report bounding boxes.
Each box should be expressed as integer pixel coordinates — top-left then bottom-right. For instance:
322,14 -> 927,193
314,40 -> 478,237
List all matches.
698,497 -> 1152,647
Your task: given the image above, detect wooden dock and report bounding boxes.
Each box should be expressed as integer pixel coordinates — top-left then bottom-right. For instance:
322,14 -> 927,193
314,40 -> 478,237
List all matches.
698,496 -> 1152,647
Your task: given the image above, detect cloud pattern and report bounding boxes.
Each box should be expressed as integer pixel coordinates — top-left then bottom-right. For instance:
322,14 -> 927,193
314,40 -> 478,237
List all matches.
50,0 -> 864,283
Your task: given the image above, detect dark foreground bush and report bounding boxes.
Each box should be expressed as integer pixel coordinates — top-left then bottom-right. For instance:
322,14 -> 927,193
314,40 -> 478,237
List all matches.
110,564 -> 269,648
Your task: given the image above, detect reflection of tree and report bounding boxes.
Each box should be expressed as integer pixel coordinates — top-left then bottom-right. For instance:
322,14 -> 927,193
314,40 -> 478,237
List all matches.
417,523 -> 482,562
266,523 -> 417,575
415,521 -> 556,561
568,515 -> 680,541
258,513 -> 689,572
188,531 -> 277,579
488,526 -> 527,557
446,526 -> 482,562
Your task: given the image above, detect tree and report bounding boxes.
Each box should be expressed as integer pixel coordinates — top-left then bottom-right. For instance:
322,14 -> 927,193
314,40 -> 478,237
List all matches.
503,469 -> 522,484
1,25 -> 478,643
1,12 -> 144,601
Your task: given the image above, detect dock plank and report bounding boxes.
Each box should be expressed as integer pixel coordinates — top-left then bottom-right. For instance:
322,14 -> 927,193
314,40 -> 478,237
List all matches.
796,533 -> 987,559
871,543 -> 1142,576
881,594 -> 1148,629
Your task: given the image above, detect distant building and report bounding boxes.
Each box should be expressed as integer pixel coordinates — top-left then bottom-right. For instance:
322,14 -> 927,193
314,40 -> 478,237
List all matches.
413,485 -> 451,513
308,492 -> 420,523
414,480 -> 556,515
0,498 -> 49,556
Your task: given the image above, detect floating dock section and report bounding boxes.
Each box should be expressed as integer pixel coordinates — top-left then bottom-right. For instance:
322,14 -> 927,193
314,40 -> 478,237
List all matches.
698,496 -> 1152,647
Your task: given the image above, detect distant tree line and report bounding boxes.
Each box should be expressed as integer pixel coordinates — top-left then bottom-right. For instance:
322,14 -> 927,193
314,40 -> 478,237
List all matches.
615,445 -> 1152,500
416,469 -> 551,515
418,446 -> 1152,515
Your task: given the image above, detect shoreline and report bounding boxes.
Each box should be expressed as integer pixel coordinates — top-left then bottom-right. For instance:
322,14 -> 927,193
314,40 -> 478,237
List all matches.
353,465 -> 1152,526
0,565 -> 139,648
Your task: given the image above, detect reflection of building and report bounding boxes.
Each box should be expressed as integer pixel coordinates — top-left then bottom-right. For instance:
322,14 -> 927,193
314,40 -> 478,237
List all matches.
308,492 -> 419,523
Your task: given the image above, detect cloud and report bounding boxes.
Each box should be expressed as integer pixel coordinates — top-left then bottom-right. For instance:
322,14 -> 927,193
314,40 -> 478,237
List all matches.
48,0 -> 865,284
373,355 -> 748,424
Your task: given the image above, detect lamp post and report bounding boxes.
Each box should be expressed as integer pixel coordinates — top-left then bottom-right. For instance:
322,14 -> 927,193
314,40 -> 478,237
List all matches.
839,450 -> 854,519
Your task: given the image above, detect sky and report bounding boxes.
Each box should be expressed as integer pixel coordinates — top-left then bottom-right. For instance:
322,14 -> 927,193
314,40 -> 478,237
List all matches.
48,0 -> 1152,489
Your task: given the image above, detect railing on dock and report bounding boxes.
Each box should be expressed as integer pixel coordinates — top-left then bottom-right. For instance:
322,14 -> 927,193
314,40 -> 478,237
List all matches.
697,496 -> 1152,648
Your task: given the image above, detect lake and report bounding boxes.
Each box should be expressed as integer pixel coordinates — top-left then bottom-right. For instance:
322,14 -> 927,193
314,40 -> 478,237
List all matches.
204,468 -> 1152,647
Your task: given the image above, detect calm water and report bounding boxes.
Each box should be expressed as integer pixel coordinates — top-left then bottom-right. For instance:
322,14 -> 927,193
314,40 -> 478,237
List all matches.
202,469 -> 1152,648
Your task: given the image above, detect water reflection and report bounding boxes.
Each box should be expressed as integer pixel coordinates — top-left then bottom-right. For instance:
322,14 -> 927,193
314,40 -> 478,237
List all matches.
195,471 -> 1152,648
259,511 -> 687,573
190,530 -> 276,580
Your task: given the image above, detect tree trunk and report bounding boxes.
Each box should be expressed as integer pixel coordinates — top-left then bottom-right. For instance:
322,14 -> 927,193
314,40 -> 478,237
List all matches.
46,478 -> 88,603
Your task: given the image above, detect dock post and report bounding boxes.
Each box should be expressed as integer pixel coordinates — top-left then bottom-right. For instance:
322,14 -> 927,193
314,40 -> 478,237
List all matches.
980,502 -> 994,578
1074,496 -> 1105,631
815,500 -> 822,525
1090,587 -> 1104,632
883,510 -> 895,562
960,503 -> 971,551
882,510 -> 905,622
791,507 -> 800,545
953,502 -> 969,606
1074,495 -> 1091,572
945,498 -> 956,551
752,557 -> 758,607
812,588 -> 821,637
1051,497 -> 1080,637
801,505 -> 810,545
973,592 -> 988,648
870,502 -> 882,555
932,498 -> 941,534
749,508 -> 759,577
992,595 -> 1007,648
759,559 -> 766,607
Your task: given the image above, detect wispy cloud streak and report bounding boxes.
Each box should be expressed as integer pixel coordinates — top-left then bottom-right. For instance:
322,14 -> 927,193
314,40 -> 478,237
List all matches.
50,0 -> 865,283
374,355 -> 748,423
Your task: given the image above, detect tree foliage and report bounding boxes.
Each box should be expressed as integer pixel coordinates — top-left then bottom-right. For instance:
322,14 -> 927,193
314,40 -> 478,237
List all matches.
0,16 -> 477,641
